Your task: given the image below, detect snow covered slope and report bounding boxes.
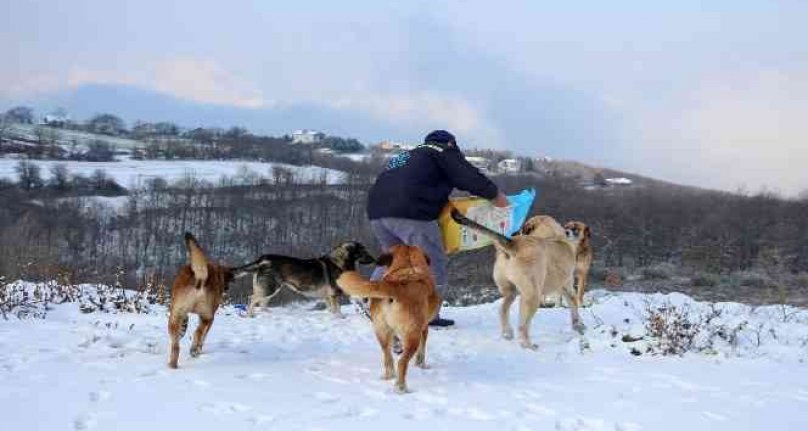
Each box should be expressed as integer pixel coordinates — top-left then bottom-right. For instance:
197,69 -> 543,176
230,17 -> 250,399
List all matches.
0,158 -> 346,187
1,290 -> 807,431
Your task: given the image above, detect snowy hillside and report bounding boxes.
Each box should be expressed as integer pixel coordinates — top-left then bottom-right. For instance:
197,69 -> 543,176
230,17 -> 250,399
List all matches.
5,123 -> 144,149
0,158 -> 346,187
1,287 -> 807,431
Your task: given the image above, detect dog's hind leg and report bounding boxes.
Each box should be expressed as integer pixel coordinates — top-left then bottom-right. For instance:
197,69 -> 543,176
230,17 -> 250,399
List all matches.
515,276 -> 541,350
576,270 -> 589,306
415,327 -> 429,369
167,310 -> 188,368
562,280 -> 585,334
374,321 -> 395,380
495,273 -> 517,340
190,315 -> 214,357
395,333 -> 420,394
248,274 -> 280,317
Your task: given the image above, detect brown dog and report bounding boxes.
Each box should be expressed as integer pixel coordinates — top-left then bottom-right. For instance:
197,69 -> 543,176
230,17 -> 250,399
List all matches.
452,210 -> 584,349
336,244 -> 441,393
564,221 -> 592,305
168,233 -> 233,369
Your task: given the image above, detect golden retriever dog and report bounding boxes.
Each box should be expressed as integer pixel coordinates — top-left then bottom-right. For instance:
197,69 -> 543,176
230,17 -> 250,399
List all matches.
336,244 -> 441,393
452,210 -> 584,349
564,221 -> 592,305
167,233 -> 234,369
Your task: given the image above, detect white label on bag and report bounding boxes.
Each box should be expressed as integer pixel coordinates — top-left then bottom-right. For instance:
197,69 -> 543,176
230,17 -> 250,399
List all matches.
460,205 -> 512,250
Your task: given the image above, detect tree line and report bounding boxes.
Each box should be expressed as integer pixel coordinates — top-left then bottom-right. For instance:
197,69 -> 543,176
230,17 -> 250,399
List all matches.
1,167 -> 806,302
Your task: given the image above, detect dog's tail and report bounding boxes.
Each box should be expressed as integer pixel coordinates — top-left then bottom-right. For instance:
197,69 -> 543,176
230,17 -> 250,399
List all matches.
450,208 -> 513,250
336,271 -> 400,299
229,258 -> 271,279
184,232 -> 208,287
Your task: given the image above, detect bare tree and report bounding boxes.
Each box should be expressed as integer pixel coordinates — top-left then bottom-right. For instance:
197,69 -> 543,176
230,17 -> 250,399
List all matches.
87,114 -> 126,136
5,106 -> 34,124
15,160 -> 44,190
0,114 -> 11,147
49,164 -> 71,191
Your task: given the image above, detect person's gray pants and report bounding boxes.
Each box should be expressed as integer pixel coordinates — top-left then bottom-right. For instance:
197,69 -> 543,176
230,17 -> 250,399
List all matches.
369,218 -> 448,294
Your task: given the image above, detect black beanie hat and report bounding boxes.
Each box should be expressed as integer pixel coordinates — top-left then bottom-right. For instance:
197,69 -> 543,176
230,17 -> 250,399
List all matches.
424,130 -> 456,145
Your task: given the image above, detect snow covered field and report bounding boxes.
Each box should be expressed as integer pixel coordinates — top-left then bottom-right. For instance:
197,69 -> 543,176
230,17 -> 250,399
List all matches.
2,290 -> 808,431
0,158 -> 346,187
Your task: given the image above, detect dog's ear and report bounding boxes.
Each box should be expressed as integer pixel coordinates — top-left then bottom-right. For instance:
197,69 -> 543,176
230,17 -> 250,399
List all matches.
584,226 -> 592,238
330,244 -> 351,268
521,220 -> 535,235
423,253 -> 431,266
376,253 -> 394,267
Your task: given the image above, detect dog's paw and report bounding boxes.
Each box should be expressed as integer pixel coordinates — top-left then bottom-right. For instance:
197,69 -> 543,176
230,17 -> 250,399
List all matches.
190,346 -> 202,357
167,361 -> 179,369
381,370 -> 395,380
502,329 -> 514,340
573,322 -> 586,334
415,361 -> 430,370
520,340 -> 539,350
394,383 -> 410,394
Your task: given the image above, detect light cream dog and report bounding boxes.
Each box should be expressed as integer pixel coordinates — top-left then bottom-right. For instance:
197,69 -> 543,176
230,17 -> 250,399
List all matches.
452,211 -> 585,349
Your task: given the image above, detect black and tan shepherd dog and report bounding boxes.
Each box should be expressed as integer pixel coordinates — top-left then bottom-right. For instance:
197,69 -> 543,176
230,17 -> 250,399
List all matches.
232,241 -> 376,317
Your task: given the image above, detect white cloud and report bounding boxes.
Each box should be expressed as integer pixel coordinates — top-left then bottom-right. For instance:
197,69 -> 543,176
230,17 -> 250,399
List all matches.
3,58 -> 268,109
328,92 -> 502,146
152,58 -> 267,108
617,68 -> 808,196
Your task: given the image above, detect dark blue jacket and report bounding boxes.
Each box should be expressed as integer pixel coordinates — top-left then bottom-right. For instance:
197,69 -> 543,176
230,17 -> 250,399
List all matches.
367,142 -> 499,221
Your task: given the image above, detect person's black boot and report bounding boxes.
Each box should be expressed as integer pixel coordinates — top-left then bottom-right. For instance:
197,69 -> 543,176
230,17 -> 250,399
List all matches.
428,316 -> 455,327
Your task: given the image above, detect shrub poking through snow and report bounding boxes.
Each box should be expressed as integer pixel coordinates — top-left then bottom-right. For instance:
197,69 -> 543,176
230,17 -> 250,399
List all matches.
638,300 -> 751,356
641,263 -> 676,281
605,269 -> 624,287
1,271 -> 164,319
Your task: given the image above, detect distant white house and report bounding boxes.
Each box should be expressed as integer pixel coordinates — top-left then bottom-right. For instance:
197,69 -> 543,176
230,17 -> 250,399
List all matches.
465,156 -> 491,173
605,177 -> 633,186
497,158 -> 522,174
41,112 -> 70,127
291,129 -> 325,144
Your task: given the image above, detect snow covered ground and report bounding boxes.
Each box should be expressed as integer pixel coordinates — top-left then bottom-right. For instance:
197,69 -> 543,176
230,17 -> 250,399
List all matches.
2,289 -> 808,431
0,158 -> 346,187
6,123 -> 144,149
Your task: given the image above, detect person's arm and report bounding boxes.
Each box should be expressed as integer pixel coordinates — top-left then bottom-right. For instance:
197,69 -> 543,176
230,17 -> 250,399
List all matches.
437,149 -> 500,200
491,191 -> 510,207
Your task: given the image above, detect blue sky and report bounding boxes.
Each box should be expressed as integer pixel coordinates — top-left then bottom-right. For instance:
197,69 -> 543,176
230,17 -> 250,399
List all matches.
2,1 -> 807,195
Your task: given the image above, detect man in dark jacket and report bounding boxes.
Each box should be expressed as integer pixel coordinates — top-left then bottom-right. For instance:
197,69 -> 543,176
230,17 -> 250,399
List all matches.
366,130 -> 509,326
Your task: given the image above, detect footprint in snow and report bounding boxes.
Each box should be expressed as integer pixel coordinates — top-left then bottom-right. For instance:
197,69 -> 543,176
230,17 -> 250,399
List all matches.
248,414 -> 275,425
199,402 -> 252,415
414,391 -> 449,406
554,417 -> 607,431
313,392 -> 340,404
614,422 -> 642,431
523,403 -> 556,417
447,407 -> 496,421
188,378 -> 210,387
702,411 -> 728,421
88,390 -> 110,403
236,372 -> 271,382
73,413 -> 98,430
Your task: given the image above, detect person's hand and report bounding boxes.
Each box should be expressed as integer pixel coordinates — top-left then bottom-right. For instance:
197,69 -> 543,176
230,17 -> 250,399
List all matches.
492,191 -> 510,208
